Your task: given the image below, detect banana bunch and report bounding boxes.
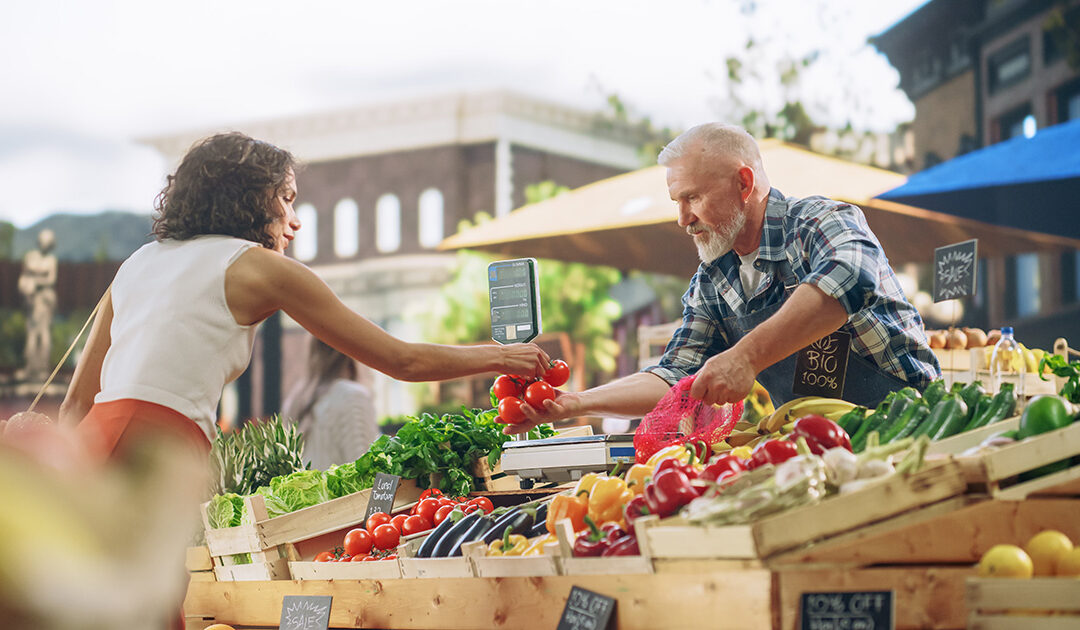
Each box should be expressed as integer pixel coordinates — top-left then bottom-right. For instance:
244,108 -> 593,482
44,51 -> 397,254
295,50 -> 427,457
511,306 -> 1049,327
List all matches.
720,396 -> 856,450
981,344 -> 1048,375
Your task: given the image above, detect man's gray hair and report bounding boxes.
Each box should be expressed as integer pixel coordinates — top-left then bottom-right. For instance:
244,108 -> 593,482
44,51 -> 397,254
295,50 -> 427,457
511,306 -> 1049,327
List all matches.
657,123 -> 763,169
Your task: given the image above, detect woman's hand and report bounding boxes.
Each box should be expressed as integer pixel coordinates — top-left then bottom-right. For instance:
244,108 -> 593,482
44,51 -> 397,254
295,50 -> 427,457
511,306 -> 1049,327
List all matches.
505,390 -> 584,435
498,343 -> 551,380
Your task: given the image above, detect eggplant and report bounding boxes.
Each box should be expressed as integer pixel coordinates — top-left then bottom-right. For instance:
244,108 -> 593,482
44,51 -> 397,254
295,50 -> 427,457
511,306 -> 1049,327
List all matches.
525,520 -> 549,538
532,501 -> 549,525
432,511 -> 483,558
447,514 -> 497,557
416,508 -> 463,558
480,506 -> 536,545
481,507 -> 522,544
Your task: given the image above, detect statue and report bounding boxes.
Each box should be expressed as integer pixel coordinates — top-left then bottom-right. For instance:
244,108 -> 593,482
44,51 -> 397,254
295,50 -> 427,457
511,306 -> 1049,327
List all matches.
17,229 -> 58,381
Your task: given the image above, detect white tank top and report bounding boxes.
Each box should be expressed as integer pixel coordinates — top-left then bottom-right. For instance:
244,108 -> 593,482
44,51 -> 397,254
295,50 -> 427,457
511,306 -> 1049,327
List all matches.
96,235 -> 259,438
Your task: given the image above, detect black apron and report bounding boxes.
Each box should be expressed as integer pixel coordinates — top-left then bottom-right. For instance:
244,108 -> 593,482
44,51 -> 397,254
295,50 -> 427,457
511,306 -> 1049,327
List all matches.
719,254 -> 911,409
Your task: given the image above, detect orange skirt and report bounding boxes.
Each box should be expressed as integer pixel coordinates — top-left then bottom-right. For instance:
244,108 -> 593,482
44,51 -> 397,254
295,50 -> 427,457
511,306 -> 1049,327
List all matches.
77,399 -> 211,462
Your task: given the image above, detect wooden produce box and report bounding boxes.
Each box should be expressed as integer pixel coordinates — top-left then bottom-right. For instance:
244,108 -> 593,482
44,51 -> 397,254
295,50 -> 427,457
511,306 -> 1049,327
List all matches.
550,515 -> 656,576
201,482 -> 422,581
462,540 -> 561,577
927,415 -> 1020,456
956,420 -> 1080,499
644,460 -> 967,560
185,546 -> 216,583
289,558 -> 402,580
472,457 -> 521,491
395,528 -> 475,578
967,578 -> 1080,629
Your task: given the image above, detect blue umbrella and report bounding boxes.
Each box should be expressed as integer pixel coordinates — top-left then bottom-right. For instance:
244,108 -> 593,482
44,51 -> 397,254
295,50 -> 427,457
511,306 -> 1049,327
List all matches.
877,119 -> 1080,239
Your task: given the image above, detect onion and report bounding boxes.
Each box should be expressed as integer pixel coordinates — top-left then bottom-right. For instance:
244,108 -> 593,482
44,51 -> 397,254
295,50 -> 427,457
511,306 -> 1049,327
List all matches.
964,327 -> 988,348
986,329 -> 1002,347
945,328 -> 967,350
928,330 -> 947,349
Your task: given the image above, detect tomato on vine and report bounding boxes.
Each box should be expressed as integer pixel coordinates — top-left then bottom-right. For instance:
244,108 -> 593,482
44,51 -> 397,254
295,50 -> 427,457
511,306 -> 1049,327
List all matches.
492,374 -> 524,400
497,396 -> 528,424
524,380 -> 556,409
543,359 -> 570,387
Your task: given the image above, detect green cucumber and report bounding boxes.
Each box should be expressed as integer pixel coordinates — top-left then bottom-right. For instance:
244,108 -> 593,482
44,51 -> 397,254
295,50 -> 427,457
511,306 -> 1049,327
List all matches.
931,394 -> 972,440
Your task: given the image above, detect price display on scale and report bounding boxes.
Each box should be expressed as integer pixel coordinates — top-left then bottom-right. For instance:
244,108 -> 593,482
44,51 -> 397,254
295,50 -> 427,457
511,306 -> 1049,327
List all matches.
489,258 -> 542,344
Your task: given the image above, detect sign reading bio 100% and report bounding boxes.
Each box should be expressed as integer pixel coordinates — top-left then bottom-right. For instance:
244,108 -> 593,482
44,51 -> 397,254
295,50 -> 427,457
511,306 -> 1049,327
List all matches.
792,330 -> 851,399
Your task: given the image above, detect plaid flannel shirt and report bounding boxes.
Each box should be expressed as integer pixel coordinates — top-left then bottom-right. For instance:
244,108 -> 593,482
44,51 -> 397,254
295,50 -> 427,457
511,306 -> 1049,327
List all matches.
645,188 -> 940,388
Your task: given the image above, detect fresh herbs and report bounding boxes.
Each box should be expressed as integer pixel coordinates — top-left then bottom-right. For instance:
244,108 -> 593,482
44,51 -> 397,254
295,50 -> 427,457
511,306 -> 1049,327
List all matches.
1038,354 -> 1080,403
353,407 -> 555,497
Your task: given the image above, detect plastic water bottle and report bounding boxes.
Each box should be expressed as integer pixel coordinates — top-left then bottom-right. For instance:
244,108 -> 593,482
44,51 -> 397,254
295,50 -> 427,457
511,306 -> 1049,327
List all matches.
989,326 -> 1025,402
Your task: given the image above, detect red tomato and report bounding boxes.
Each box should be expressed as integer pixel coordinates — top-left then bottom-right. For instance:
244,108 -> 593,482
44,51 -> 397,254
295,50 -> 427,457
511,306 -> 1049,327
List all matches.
338,554 -> 352,562
497,396 -> 527,424
382,554 -> 397,561
524,380 -> 556,409
350,553 -> 368,562
343,528 -> 373,557
492,374 -> 524,401
366,511 -> 391,532
437,496 -> 455,508
371,523 -> 400,550
418,488 -> 443,501
402,514 -> 432,536
360,555 -> 378,562
542,359 -> 570,387
469,496 -> 494,513
314,551 -> 335,562
415,497 -> 441,523
390,514 -> 409,533
433,504 -> 455,525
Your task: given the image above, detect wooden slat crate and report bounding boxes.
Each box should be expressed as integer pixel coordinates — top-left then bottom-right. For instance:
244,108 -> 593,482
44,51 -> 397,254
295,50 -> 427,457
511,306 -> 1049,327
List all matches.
472,457 -> 521,491
644,460 -> 967,560
967,578 -> 1080,629
551,515 -> 656,576
927,415 -> 1020,455
462,540 -> 561,577
185,546 -> 216,583
395,528 -> 475,578
201,482 -> 422,581
955,420 -> 1080,499
289,558 -> 402,580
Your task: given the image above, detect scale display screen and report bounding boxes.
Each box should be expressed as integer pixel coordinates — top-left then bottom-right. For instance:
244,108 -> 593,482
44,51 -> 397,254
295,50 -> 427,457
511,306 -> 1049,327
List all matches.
489,258 -> 541,344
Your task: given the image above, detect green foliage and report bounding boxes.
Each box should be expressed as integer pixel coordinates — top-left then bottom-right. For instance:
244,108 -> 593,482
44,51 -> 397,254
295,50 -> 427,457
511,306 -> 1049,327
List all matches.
0,308 -> 26,369
1045,1 -> 1080,71
595,94 -> 679,166
0,221 -> 14,260
209,414 -> 308,497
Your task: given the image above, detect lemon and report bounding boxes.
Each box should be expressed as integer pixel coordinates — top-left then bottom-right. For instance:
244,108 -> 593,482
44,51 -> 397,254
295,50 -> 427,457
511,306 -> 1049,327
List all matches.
1056,547 -> 1080,577
1024,530 -> 1074,576
978,544 -> 1034,578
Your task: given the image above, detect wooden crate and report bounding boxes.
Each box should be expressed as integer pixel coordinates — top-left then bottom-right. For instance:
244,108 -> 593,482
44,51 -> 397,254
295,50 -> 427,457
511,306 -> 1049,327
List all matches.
462,540 -> 561,577
472,457 -> 521,491
927,415 -> 1020,455
955,420 -> 1080,499
967,578 -> 1080,629
550,515 -> 656,576
185,546 -> 216,583
289,558 -> 402,580
201,482 -> 421,581
395,527 -> 475,578
644,460 -> 967,560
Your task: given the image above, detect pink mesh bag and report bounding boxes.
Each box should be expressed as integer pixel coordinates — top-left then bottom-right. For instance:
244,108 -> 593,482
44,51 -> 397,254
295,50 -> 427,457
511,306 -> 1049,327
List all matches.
633,375 -> 743,464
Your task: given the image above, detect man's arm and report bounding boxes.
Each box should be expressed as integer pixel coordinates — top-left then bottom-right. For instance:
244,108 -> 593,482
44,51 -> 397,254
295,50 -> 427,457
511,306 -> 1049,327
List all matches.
506,371 -> 672,435
688,283 -> 847,405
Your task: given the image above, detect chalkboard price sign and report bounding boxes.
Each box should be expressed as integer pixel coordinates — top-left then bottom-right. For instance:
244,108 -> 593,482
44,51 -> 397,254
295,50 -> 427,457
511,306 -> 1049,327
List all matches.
280,595 -> 332,630
933,239 -> 978,303
363,472 -> 401,522
792,330 -> 851,399
800,590 -> 894,630
556,586 -> 616,630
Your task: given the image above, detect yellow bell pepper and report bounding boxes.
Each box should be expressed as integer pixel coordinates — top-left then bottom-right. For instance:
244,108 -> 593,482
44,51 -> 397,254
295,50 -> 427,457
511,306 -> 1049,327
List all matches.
572,472 -> 603,497
487,532 -> 528,556
646,444 -> 692,467
625,463 -> 653,496
730,446 -> 753,460
587,475 -> 633,524
522,533 -> 558,556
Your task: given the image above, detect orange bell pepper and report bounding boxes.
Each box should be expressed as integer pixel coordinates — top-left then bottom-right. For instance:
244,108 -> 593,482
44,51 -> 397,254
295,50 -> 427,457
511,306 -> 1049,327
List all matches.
546,490 -> 589,535
625,463 -> 654,496
587,475 -> 633,524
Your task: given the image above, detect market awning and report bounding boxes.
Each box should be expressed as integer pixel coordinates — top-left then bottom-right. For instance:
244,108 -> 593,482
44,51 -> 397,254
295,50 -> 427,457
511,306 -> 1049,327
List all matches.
876,118 -> 1080,239
439,140 -> 1080,277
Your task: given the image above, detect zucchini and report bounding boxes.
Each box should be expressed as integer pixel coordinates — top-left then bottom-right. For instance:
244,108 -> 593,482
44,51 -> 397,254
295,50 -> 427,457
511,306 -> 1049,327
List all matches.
931,394 -> 971,440
912,394 -> 961,440
962,382 -> 1017,432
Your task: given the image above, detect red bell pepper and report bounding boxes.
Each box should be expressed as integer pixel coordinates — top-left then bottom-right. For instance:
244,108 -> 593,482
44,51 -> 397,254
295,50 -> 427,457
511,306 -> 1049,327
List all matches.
601,533 -> 640,556
644,466 -> 699,517
790,414 -> 852,454
747,439 -> 799,470
699,453 -> 746,483
572,517 -> 608,557
623,494 -> 650,522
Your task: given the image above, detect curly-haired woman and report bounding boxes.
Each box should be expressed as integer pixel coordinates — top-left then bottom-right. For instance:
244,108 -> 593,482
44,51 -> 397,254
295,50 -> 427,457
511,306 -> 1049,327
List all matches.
59,132 -> 549,459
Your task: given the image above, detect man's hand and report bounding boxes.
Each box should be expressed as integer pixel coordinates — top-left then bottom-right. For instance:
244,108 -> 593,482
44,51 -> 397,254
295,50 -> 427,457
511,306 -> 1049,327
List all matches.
688,347 -> 757,406
504,390 -> 585,435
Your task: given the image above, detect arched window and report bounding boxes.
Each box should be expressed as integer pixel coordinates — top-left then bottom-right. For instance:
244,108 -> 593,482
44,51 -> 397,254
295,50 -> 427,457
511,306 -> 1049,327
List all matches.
375,193 -> 401,253
293,203 -> 318,261
418,188 -> 444,248
334,198 -> 359,258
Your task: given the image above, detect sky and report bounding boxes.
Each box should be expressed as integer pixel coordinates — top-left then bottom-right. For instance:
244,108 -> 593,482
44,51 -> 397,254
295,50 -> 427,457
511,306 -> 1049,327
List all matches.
0,0 -> 927,228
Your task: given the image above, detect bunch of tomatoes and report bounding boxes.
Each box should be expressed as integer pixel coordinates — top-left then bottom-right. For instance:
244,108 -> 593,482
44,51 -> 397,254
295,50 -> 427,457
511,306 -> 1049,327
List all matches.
313,488 -> 496,562
492,359 -> 570,425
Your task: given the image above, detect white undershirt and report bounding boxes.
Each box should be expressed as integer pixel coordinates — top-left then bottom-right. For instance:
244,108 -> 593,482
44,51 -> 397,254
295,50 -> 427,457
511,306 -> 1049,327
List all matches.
739,249 -> 764,297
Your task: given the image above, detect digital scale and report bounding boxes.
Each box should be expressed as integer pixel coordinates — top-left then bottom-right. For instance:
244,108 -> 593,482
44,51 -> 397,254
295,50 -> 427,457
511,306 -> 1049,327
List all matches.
499,434 -> 636,485
489,258 -> 542,344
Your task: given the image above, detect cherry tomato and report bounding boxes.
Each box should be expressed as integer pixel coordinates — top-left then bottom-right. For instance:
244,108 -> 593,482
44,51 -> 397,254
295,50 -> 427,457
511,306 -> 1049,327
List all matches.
350,553 -> 368,562
469,496 -> 494,513
360,555 -> 378,562
492,374 -> 524,401
418,488 -> 443,501
343,528 -> 373,557
402,514 -> 432,536
433,504 -> 455,525
382,554 -> 397,561
414,497 -> 441,523
390,513 -> 409,533
371,523 -> 400,550
366,511 -> 391,532
542,359 -> 570,387
497,396 -> 527,424
338,554 -> 352,562
314,551 -> 335,562
524,380 -> 556,409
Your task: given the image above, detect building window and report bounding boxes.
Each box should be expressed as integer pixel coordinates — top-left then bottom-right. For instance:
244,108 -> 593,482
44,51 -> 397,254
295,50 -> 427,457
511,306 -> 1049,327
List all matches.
1058,79 -> 1080,123
333,198 -> 359,258
293,203 -> 317,261
946,37 -> 971,74
910,51 -> 942,96
997,104 -> 1032,142
418,188 -> 444,249
375,193 -> 401,253
988,36 -> 1031,94
1016,253 -> 1041,317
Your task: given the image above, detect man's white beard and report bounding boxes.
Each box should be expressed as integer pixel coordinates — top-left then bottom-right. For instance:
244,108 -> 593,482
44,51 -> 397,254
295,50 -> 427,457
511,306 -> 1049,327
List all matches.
691,210 -> 747,263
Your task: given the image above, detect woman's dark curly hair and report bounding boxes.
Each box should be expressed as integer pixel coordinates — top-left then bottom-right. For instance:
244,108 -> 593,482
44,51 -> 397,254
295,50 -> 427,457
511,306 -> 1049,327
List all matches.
152,132 -> 298,249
